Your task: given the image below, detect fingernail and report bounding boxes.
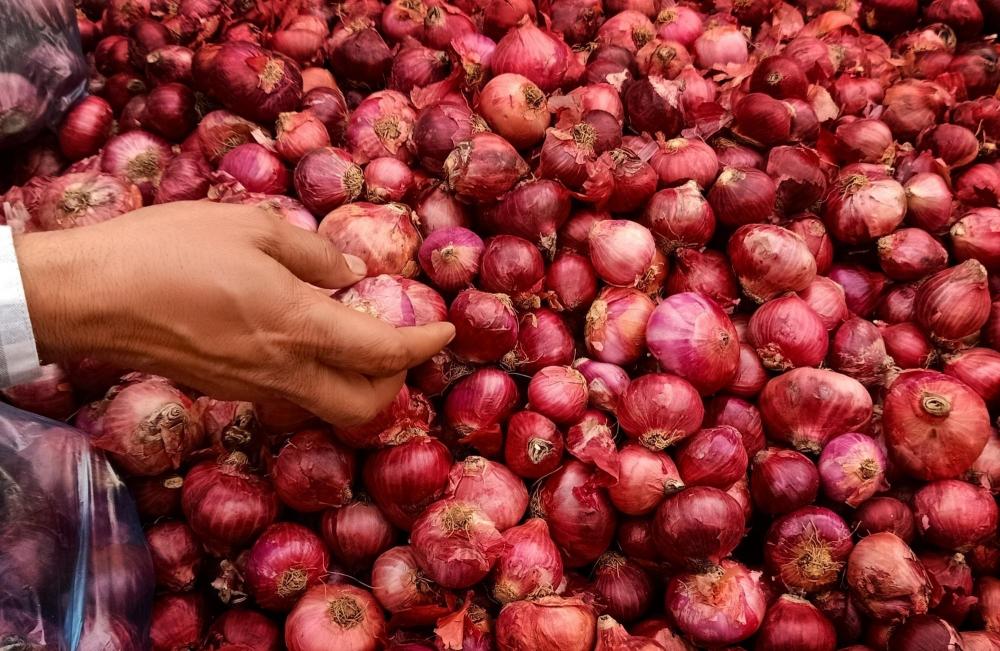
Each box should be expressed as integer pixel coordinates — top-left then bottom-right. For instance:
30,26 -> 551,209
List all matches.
343,253 -> 367,276
444,323 -> 456,344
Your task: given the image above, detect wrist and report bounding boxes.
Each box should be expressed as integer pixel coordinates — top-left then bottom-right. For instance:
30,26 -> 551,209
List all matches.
14,229 -> 103,361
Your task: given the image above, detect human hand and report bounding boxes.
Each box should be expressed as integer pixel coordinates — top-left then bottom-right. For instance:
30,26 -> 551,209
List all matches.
14,201 -> 454,426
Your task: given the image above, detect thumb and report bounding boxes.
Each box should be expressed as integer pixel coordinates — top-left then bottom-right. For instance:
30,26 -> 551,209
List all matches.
261,218 -> 368,289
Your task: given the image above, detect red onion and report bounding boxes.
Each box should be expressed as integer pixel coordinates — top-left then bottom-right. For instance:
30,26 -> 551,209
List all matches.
594,553 -> 653,623
607,444 -> 683,516
593,11 -> 653,54
346,91 -> 416,164
585,287 -> 655,365
645,292 -> 738,394
709,167 -> 777,227
1,364 -> 76,420
336,274 -> 417,327
635,38 -> 692,80
623,77 -> 683,138
412,104 -> 482,174
654,486 -> 744,568
728,224 -> 818,303
834,119 -> 894,164
504,410 -> 564,479
506,309 -> 576,375
317,202 -> 420,276
665,560 -> 766,646
127,474 -> 184,521
588,220 -> 658,289
704,394 -> 765,456
878,283 -> 920,323
246,523 -> 329,611
964,632 -> 1000,650
875,228 -> 948,281
751,448 -> 820,515
731,93 -> 792,148
824,170 -> 907,245
195,110 -> 257,163
150,593 -> 206,651
797,276 -> 849,331
846,532 -> 932,622
642,181 -> 716,252
665,249 -> 740,315
676,426 -> 748,489
767,147 -> 828,214
889,615 -> 963,650
879,321 -> 933,369
750,55 -> 808,100
481,179 -> 572,255
447,289 -> 518,363
913,480 -> 998,552
321,497 -> 395,573
978,576 -> 1000,632
285,584 -> 386,651
444,132 -> 530,202
538,123 -> 613,202
411,498 -> 503,589
496,596 -> 597,651
755,595 -> 836,651
604,148 -> 657,214
302,87 -> 349,144
943,348 -> 1000,408
828,263 -> 888,318
477,73 -> 549,149
90,376 -> 201,476
956,164 -> 1000,208
388,43 -> 450,94
903,172 -> 956,234
363,432 -> 451,530
59,96 -> 114,161
853,497 -> 916,542
648,138 -> 717,189
918,124 -> 980,168
206,609 -> 281,651
830,317 -> 895,387
210,42 -> 302,123
574,358 -> 630,412
146,521 -> 202,592
418,227 -> 483,292
765,507 -> 853,594
533,461 -> 617,567
443,367 -> 519,456
446,456 -> 528,532
272,428 -> 354,512
760,368 -> 873,454
371,545 -> 451,623
693,21 -> 749,69
618,373 -> 703,451
272,111 -> 331,164
155,153 -> 211,203
748,294 -> 829,371
140,82 -> 196,141
883,370 -> 990,480
480,235 -> 545,296
182,453 -> 279,552
364,157 -> 414,203
952,207 -> 1000,272
145,45 -> 193,85
293,147 -> 363,214
493,518 -> 564,602
326,17 -> 393,88
526,365 -> 589,425
818,433 -> 888,507
219,144 -> 289,194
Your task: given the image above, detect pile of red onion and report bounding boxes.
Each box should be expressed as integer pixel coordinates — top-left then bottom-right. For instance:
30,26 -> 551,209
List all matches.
3,0 -> 1000,648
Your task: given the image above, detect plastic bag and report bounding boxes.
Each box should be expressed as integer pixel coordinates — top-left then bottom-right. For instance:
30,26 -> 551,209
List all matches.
0,0 -> 87,148
0,404 -> 153,650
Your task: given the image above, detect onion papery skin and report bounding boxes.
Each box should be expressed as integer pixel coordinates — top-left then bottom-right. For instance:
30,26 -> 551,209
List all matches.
853,497 -> 916,543
245,523 -> 329,612
709,166 -> 777,228
818,433 -> 888,507
675,426 -> 748,489
846,532 -> 932,623
943,348 -> 1000,409
764,506 -> 853,593
704,395 -> 765,457
210,42 -> 303,124
492,518 -> 564,603
797,276 -> 849,332
410,499 -> 503,589
645,291 -> 739,395
829,317 -> 893,387
362,433 -> 452,530
370,545 -> 451,624
653,486 -> 744,569
504,410 -> 564,480
593,553 -> 654,623
533,460 -> 617,568
444,132 -> 530,203
36,171 -> 143,230
146,520 -> 202,592
617,373 -> 704,451
284,584 -> 386,651
506,309 -> 576,375
952,207 -> 1000,273
913,480 -> 999,552
823,170 -> 907,245
883,370 -> 991,481
665,560 -> 766,646
495,596 -> 597,651
443,367 -> 519,456
642,181 -> 716,253
293,147 -> 363,215
759,368 -> 873,454
665,249 -> 741,316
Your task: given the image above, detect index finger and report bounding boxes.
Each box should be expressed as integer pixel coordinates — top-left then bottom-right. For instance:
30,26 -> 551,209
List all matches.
303,295 -> 456,377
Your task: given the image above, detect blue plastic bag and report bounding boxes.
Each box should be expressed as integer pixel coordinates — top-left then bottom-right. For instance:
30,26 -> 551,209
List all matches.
0,0 -> 87,148
0,404 -> 153,650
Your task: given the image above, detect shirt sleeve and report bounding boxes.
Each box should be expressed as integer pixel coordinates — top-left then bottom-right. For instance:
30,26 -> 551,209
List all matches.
0,226 -> 42,387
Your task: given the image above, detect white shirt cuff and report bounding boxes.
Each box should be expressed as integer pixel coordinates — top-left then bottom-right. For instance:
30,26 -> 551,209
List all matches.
0,226 -> 42,387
